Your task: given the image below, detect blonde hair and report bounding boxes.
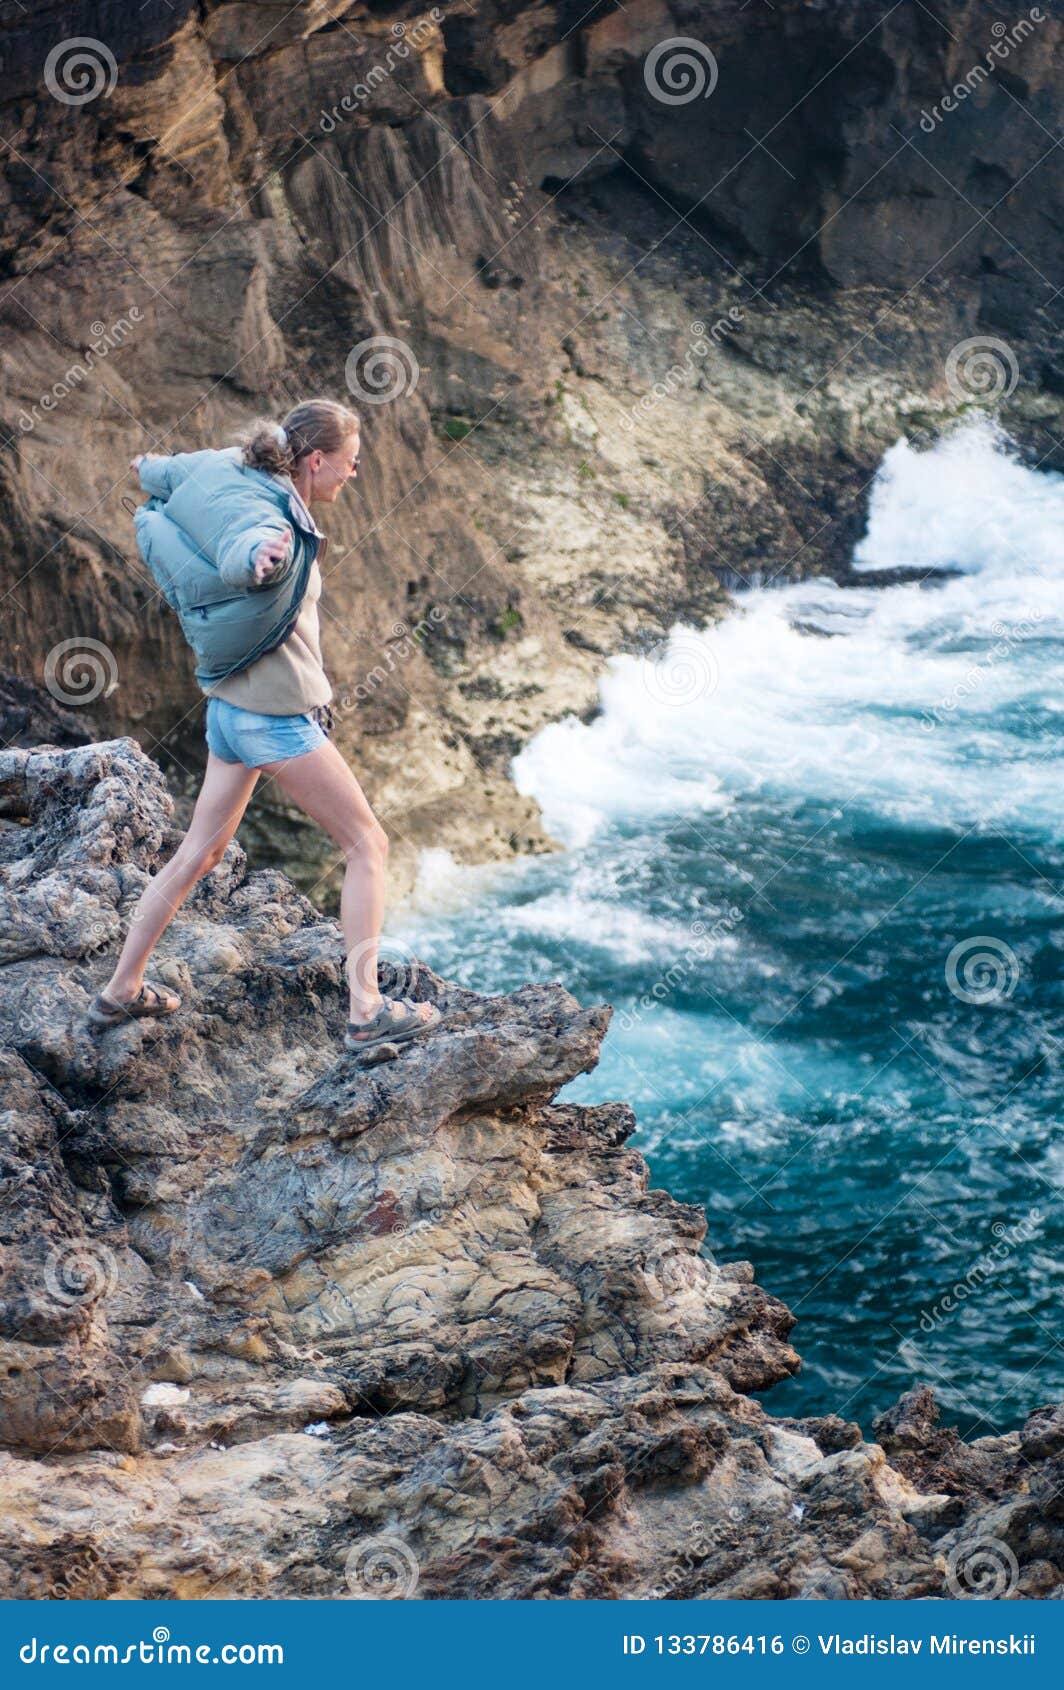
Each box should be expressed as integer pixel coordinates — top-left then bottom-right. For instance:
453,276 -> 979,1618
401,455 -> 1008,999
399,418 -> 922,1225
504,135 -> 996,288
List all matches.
241,399 -> 360,476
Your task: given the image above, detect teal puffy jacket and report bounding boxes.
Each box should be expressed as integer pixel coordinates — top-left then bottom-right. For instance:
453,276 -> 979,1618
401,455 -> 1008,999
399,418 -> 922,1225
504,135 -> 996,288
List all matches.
132,447 -> 322,689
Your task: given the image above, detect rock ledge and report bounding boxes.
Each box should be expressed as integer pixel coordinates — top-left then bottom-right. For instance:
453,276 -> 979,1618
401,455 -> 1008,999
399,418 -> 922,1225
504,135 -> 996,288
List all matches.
0,740 -> 1060,1599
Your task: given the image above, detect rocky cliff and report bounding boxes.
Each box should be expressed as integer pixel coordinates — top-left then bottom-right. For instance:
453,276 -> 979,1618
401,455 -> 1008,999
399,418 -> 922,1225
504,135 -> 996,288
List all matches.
1,1 -> 1061,900
1,737 -> 1061,1599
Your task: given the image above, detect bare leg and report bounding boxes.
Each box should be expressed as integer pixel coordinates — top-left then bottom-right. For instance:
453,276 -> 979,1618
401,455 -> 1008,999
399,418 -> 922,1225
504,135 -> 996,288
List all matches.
258,738 -> 428,1028
102,753 -> 260,1005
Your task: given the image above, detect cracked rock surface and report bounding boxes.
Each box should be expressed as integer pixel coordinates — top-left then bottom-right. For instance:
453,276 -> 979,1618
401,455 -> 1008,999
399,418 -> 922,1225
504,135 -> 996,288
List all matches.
0,739 -> 1060,1598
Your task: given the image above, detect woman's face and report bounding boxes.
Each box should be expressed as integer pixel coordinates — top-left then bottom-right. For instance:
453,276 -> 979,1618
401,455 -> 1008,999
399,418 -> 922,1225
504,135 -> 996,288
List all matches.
305,432 -> 360,504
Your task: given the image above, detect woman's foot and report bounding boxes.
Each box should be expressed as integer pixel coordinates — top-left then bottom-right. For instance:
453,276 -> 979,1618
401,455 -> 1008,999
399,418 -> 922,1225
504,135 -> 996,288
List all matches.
87,978 -> 182,1031
345,995 -> 440,1053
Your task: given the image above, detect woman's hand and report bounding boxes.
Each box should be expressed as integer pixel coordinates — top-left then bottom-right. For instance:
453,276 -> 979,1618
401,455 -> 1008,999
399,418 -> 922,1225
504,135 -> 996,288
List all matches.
252,532 -> 292,584
129,452 -> 165,480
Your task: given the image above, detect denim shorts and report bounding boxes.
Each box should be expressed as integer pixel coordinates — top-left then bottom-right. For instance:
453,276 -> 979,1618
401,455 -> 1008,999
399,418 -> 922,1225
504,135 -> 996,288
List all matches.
205,697 -> 327,768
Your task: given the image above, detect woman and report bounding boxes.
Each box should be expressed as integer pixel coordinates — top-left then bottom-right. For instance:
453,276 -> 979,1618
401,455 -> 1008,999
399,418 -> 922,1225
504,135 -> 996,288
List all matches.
87,398 -> 439,1054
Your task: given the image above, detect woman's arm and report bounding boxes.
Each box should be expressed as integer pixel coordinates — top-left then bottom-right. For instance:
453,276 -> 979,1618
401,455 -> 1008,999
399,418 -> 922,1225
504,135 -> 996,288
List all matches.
217,519 -> 295,589
132,451 -> 207,499
138,448 -> 299,589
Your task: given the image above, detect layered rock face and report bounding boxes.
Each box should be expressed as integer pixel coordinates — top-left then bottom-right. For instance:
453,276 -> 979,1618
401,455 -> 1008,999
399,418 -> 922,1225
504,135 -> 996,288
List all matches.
0,738 -> 1061,1598
1,2 -> 1061,898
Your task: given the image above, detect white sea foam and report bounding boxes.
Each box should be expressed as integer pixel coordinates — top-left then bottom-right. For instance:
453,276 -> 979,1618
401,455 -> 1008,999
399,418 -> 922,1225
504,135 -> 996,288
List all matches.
404,846 -> 503,915
505,890 -> 735,965
514,420 -> 1064,843
852,417 -> 1064,578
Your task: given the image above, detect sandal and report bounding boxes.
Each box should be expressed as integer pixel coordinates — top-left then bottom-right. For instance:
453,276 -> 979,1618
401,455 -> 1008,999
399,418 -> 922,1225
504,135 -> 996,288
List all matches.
345,995 -> 440,1054
87,978 -> 182,1031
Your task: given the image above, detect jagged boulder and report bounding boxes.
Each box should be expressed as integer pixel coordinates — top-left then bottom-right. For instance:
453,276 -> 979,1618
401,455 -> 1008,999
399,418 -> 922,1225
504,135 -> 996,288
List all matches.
0,739 -> 1060,1598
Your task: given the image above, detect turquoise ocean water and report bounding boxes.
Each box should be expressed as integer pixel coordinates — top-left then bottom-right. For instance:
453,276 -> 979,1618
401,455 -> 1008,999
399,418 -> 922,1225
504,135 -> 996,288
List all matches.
397,421 -> 1063,1433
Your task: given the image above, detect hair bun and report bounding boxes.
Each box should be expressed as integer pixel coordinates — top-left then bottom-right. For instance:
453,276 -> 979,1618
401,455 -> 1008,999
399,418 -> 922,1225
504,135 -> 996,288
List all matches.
241,400 -> 359,476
